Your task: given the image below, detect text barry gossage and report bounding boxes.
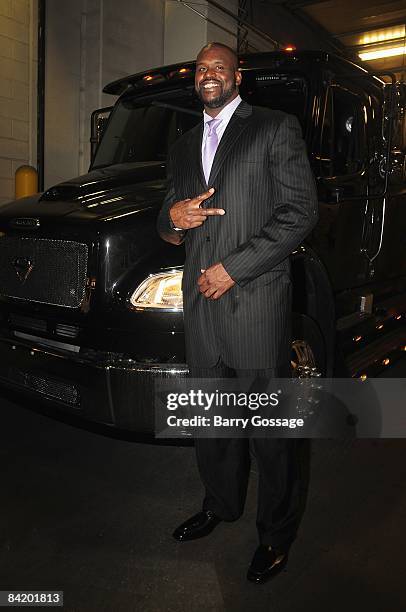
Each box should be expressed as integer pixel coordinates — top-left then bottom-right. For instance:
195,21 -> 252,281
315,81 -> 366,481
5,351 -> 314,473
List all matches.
164,389 -> 305,430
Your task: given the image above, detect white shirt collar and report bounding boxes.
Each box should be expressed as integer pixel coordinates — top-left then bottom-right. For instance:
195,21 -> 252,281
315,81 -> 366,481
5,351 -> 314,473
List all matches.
203,95 -> 242,126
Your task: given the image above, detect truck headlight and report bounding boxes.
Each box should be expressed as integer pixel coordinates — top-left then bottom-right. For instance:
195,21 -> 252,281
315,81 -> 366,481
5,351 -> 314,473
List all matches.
130,271 -> 183,310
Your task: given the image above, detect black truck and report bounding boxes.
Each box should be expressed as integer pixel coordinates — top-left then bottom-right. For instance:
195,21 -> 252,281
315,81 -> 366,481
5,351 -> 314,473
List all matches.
0,50 -> 405,433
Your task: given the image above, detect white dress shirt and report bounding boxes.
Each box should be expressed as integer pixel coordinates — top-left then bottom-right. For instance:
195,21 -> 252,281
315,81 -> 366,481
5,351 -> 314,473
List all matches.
172,95 -> 242,232
201,94 -> 242,181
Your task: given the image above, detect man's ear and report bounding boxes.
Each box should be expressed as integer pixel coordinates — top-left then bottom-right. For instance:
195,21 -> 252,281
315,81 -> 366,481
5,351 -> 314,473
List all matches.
235,69 -> 242,86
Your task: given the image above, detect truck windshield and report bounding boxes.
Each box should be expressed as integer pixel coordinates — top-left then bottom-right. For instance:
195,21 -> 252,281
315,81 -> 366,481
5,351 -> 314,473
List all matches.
92,71 -> 308,169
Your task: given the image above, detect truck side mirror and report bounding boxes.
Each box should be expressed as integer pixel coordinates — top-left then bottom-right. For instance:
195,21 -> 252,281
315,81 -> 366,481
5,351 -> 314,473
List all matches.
90,106 -> 113,164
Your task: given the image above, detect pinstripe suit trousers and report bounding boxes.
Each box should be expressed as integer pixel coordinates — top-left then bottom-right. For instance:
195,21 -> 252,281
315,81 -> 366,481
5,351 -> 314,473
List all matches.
190,361 -> 302,550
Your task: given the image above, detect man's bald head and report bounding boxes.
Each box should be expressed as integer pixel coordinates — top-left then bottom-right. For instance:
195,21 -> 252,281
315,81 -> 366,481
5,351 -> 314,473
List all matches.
195,42 -> 242,115
196,42 -> 239,70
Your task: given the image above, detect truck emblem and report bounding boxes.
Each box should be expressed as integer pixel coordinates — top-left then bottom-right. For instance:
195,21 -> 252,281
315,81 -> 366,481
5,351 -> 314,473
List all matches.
13,257 -> 34,282
10,217 -> 40,228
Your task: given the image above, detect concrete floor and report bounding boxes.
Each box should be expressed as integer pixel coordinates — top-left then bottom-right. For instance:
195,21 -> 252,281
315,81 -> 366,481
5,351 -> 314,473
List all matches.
1,365 -> 406,612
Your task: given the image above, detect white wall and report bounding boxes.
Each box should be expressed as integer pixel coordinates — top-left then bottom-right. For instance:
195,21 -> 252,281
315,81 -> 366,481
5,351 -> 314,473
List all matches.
45,0 -> 166,187
206,0 -> 238,49
0,0 -> 38,204
45,0 -> 82,188
164,0 -> 238,65
164,0 -> 208,65
44,0 -> 239,188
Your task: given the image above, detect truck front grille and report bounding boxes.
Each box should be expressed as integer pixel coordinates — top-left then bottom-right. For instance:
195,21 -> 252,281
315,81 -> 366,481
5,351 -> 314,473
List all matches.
0,237 -> 88,308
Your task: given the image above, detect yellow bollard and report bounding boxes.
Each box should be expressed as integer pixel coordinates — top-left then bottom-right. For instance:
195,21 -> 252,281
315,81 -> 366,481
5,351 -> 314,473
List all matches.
15,165 -> 38,199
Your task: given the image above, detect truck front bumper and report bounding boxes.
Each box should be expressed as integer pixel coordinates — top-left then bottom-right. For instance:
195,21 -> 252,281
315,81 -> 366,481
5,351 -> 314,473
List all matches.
0,335 -> 188,433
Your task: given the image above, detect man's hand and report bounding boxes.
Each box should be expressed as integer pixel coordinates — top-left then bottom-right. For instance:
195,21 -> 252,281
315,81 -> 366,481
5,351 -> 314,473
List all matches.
198,263 -> 235,300
170,188 -> 225,230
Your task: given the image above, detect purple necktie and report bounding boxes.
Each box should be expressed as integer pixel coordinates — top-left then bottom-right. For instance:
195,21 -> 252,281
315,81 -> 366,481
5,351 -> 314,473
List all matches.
202,117 -> 222,183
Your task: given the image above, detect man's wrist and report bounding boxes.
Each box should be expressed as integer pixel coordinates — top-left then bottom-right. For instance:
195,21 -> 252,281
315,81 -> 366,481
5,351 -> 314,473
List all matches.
220,260 -> 238,286
169,211 -> 184,232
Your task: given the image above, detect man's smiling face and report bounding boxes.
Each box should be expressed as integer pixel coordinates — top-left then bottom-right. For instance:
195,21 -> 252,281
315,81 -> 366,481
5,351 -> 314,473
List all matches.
195,45 -> 242,115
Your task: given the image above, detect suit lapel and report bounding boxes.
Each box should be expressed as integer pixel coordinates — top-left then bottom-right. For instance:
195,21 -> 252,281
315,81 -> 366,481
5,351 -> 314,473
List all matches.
187,100 -> 253,190
208,101 -> 253,185
188,121 -> 207,190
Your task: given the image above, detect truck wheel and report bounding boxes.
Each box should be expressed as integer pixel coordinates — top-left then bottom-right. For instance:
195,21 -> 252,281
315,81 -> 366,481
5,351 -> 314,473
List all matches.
291,313 -> 326,378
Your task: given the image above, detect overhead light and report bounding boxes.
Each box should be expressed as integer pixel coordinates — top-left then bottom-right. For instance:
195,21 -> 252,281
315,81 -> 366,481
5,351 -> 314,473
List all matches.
284,45 -> 296,52
359,45 -> 406,61
360,26 -> 405,46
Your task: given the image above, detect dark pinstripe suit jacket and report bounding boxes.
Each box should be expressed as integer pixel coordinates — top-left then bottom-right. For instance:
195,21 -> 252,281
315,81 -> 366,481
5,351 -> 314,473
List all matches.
157,100 -> 318,369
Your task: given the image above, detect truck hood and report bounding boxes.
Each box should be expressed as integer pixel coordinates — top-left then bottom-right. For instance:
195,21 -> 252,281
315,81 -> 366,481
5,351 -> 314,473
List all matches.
0,162 -> 167,224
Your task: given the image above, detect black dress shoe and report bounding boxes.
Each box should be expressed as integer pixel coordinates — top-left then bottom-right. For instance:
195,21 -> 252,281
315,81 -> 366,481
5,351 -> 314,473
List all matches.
172,510 -> 222,542
247,545 -> 289,584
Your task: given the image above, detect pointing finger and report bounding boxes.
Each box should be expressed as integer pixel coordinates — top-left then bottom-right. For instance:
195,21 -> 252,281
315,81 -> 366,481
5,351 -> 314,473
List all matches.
203,208 -> 225,216
192,188 -> 215,204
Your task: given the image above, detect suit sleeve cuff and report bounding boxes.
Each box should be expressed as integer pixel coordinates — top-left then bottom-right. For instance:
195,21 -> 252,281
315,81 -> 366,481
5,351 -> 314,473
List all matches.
221,258 -> 249,288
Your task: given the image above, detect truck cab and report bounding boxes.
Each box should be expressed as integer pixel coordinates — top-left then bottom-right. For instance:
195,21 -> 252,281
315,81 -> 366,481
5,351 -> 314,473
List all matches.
0,50 -> 405,433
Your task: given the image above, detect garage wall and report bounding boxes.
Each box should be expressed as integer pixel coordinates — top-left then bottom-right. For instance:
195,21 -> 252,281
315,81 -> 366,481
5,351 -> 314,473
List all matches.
45,0 -> 238,189
0,0 -> 38,205
164,0 -> 237,65
206,0 -> 238,49
164,0 -> 209,65
44,0 -> 82,190
45,0 -> 166,188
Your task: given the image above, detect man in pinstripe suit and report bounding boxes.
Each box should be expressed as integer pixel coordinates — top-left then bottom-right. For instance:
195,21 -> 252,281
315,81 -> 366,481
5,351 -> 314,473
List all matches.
157,42 -> 318,583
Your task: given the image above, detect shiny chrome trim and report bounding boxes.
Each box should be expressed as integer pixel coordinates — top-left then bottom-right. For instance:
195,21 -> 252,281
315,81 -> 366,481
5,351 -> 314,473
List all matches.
369,195 -> 387,263
14,331 -> 80,353
291,339 -> 322,378
129,268 -> 184,312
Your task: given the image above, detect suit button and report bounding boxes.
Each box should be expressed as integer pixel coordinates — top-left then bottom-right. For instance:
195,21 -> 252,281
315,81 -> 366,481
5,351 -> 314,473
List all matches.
206,236 -> 210,242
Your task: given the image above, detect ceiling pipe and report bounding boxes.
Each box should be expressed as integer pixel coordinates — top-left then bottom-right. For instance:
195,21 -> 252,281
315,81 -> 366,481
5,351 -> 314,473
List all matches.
172,0 -> 239,40
173,0 -> 279,49
206,0 -> 280,47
